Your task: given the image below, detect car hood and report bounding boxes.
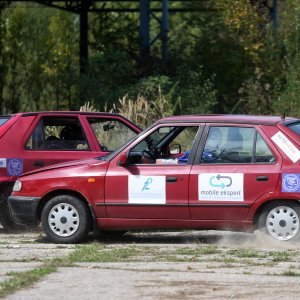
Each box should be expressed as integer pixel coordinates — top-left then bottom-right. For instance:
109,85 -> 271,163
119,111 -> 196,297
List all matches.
22,157 -> 106,177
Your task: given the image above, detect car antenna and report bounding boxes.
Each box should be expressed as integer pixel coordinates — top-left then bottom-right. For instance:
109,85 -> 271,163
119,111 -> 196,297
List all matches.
281,109 -> 289,121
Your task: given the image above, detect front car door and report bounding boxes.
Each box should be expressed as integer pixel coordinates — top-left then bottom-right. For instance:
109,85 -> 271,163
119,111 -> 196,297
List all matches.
189,124 -> 281,223
105,123 -> 202,220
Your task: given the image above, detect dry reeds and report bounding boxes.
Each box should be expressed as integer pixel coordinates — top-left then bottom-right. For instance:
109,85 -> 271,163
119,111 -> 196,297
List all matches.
80,88 -> 175,128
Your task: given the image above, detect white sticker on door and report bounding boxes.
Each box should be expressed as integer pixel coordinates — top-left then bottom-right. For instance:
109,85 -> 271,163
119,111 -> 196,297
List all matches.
128,175 -> 166,204
271,131 -> 300,163
199,173 -> 244,201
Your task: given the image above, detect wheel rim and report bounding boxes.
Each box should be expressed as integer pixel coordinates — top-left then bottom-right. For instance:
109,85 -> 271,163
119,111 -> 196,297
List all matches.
48,203 -> 80,237
266,206 -> 300,241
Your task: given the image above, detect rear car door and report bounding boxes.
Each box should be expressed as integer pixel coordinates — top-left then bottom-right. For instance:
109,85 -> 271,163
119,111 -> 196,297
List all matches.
189,124 -> 281,221
22,114 -> 98,173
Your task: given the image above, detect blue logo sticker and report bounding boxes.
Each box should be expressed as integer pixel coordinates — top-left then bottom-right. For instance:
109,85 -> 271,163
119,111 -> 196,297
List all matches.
7,158 -> 23,176
142,178 -> 153,191
282,174 -> 300,192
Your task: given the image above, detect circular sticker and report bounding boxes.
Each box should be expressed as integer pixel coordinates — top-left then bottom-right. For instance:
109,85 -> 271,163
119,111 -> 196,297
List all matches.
7,158 -> 23,176
283,174 -> 300,192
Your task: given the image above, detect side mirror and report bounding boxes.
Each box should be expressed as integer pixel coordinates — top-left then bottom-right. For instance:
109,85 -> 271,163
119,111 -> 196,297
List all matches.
169,143 -> 181,155
118,152 -> 128,166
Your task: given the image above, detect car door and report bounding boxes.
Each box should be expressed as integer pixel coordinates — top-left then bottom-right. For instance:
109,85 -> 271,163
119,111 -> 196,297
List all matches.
21,114 -> 99,173
104,124 -> 202,220
189,124 -> 282,221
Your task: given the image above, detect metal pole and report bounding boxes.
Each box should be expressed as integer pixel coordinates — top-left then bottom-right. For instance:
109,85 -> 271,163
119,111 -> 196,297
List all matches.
139,0 -> 150,62
79,1 -> 89,105
80,2 -> 88,76
161,0 -> 168,64
272,0 -> 278,29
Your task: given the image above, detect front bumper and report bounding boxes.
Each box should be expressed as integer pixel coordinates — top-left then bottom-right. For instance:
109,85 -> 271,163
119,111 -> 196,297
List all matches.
8,195 -> 41,225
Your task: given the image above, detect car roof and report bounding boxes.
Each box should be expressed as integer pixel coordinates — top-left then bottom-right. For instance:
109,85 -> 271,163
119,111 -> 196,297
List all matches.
154,114 -> 298,126
18,111 -> 126,118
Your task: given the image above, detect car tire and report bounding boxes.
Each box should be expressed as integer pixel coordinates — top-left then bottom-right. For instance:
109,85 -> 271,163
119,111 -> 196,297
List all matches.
258,201 -> 300,242
41,195 -> 91,244
0,199 -> 26,232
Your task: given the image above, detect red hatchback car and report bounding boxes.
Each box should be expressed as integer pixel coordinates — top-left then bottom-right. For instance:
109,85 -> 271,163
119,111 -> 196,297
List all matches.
0,111 -> 140,229
8,114 -> 300,243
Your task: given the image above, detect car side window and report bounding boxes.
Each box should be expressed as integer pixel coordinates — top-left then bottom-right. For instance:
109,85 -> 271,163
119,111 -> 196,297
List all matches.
26,117 -> 89,151
255,133 -> 275,163
128,126 -> 199,165
201,126 -> 275,164
88,118 -> 137,152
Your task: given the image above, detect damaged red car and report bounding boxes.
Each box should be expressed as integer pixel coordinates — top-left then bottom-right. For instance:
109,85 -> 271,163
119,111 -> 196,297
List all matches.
0,111 -> 140,230
8,114 -> 300,243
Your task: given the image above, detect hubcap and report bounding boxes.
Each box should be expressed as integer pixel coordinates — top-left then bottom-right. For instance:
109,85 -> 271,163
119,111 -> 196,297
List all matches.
48,203 -> 79,237
266,206 -> 299,241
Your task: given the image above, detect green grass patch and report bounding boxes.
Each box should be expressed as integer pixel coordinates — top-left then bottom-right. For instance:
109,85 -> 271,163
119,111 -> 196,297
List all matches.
227,249 -> 266,258
0,266 -> 55,298
175,245 -> 220,256
68,244 -> 141,263
281,270 -> 300,277
268,251 -> 291,262
213,256 -> 239,264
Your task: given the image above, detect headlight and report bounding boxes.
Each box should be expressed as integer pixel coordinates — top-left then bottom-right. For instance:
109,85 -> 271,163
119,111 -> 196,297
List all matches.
13,180 -> 22,192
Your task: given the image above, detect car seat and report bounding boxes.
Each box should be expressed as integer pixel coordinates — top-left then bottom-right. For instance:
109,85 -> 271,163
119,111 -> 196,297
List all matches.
60,124 -> 85,149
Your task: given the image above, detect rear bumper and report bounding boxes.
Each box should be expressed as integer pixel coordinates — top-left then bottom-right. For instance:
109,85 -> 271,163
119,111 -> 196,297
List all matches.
8,195 -> 41,224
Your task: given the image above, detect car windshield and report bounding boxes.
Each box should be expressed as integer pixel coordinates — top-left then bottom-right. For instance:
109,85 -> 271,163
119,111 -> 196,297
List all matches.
286,121 -> 300,136
0,116 -> 10,126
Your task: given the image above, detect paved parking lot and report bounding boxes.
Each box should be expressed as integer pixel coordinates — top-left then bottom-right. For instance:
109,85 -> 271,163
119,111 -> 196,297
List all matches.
1,225 -> 300,299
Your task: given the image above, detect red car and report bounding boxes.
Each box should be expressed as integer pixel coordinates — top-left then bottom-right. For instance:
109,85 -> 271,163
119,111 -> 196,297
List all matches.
0,111 -> 140,229
8,114 -> 300,243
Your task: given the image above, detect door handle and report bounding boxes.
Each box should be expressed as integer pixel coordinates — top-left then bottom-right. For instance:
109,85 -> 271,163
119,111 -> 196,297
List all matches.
33,160 -> 44,167
166,177 -> 178,182
256,176 -> 268,181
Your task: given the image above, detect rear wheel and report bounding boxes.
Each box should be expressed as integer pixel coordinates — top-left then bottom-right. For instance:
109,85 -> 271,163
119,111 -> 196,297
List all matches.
41,195 -> 91,243
258,202 -> 300,242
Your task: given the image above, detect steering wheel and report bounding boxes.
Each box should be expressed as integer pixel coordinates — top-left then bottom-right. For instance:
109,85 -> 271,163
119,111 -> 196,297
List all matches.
142,149 -> 155,160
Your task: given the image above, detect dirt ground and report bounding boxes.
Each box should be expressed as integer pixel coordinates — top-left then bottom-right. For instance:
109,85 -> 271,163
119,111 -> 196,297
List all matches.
1,224 -> 300,299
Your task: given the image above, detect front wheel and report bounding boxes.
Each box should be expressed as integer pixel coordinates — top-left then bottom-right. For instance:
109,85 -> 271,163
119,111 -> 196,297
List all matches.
41,195 -> 91,244
258,202 -> 300,242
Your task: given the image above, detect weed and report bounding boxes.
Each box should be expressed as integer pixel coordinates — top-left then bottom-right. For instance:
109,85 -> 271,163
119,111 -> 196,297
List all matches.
176,245 -> 220,256
281,270 -> 300,277
227,249 -> 265,258
269,251 -> 291,262
0,266 -> 55,298
68,244 -> 140,263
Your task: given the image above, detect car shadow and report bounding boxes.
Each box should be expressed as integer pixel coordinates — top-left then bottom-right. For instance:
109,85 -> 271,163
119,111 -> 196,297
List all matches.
93,230 -> 254,245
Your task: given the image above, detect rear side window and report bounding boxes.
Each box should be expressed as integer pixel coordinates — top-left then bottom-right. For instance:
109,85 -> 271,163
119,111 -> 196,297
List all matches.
26,117 -> 89,151
0,117 -> 10,126
201,126 -> 275,164
88,118 -> 137,151
286,122 -> 300,136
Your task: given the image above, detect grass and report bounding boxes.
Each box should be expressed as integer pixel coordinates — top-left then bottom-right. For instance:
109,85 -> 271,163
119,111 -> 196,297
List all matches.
281,270 -> 300,277
68,244 -> 141,263
0,266 -> 56,298
175,245 -> 220,256
268,251 -> 291,262
226,249 -> 266,258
